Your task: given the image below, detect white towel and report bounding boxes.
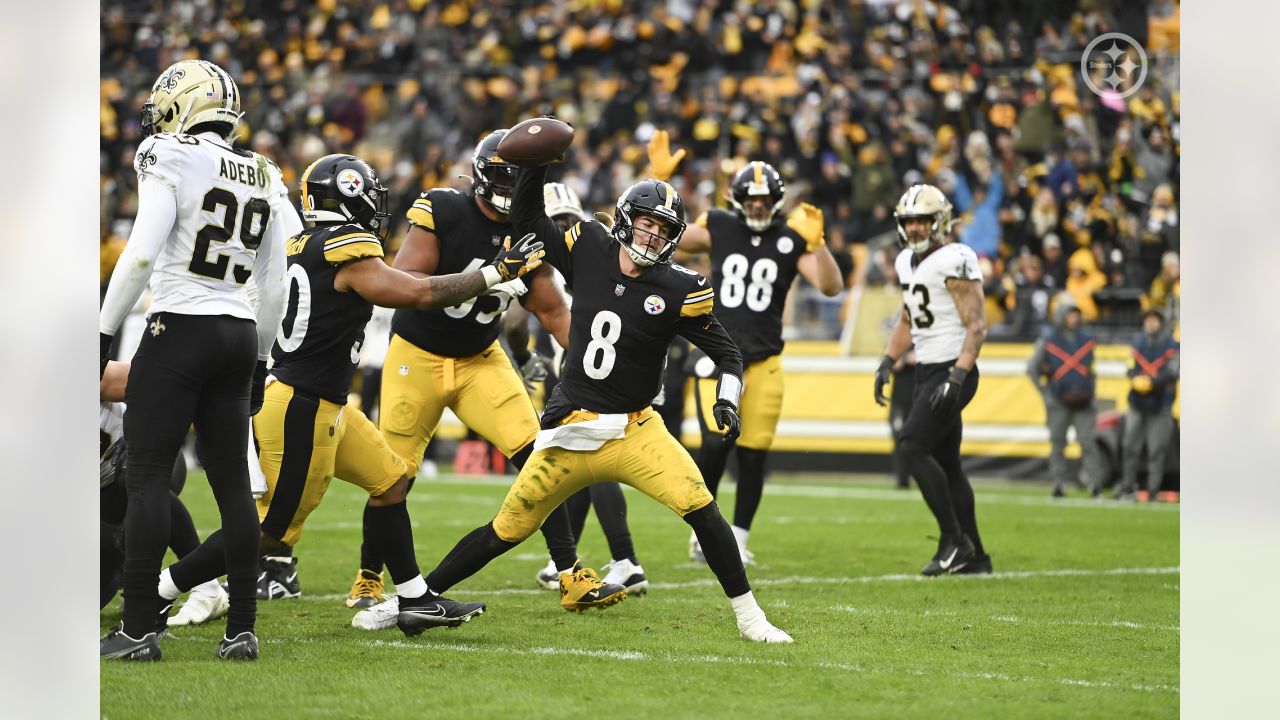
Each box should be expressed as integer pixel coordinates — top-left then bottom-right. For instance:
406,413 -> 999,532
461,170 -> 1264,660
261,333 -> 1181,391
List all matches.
533,413 -> 629,452
246,375 -> 278,499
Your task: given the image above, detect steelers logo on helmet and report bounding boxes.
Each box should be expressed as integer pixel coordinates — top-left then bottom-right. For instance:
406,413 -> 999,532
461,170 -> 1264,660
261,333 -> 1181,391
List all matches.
644,295 -> 666,315
337,168 -> 364,197
612,179 -> 687,268
730,161 -> 786,232
300,154 -> 391,240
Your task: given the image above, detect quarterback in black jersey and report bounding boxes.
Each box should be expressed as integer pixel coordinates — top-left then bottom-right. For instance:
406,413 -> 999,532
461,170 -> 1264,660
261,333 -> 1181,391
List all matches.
154,154 -> 544,637
650,135 -> 842,565
417,134 -> 793,643
352,131 -> 613,612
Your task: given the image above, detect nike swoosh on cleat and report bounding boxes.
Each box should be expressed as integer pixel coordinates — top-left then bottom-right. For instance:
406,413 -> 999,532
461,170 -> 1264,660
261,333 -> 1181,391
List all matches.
586,590 -> 600,599
285,573 -> 297,583
938,548 -> 959,570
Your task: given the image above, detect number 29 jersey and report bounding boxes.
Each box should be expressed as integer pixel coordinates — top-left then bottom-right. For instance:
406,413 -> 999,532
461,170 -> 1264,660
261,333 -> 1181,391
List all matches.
894,243 -> 983,364
391,188 -> 514,358
700,208 -> 807,363
132,131 -> 291,320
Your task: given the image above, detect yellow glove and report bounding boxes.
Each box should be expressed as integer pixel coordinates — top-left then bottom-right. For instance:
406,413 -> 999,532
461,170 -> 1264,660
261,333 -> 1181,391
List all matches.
786,202 -> 825,252
1131,375 -> 1154,394
646,129 -> 686,181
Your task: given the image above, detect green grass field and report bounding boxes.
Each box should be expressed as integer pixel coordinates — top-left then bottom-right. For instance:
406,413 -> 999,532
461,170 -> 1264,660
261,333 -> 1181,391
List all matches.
100,470 -> 1179,719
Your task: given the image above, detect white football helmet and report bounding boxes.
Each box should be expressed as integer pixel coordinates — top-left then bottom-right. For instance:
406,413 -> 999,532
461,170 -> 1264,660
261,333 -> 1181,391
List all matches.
894,184 -> 953,254
140,60 -> 242,139
543,182 -> 586,223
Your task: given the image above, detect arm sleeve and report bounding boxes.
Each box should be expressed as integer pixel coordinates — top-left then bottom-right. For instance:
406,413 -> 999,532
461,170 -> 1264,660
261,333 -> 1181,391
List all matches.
509,164 -> 573,278
250,193 -> 299,360
99,176 -> 177,335
676,312 -> 744,382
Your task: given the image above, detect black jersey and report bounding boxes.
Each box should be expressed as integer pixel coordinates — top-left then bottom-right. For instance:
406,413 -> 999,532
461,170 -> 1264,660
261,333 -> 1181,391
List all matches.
700,208 -> 807,363
510,166 -> 743,415
270,223 -> 383,404
391,188 -> 514,357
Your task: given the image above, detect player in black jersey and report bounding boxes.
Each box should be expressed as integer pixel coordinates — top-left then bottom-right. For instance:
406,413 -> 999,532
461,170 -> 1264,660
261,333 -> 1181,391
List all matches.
505,183 -> 649,596
650,135 -> 843,564
412,138 -> 793,643
355,130 -> 620,614
152,154 -> 545,637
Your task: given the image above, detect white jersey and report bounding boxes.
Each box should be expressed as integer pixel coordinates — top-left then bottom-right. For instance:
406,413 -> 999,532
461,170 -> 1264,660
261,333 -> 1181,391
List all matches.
895,243 -> 982,364
132,131 -> 291,319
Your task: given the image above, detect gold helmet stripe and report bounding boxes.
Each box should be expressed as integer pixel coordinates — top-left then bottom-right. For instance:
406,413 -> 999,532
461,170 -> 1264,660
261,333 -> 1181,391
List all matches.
299,157 -> 324,211
659,181 -> 675,209
753,161 -> 764,185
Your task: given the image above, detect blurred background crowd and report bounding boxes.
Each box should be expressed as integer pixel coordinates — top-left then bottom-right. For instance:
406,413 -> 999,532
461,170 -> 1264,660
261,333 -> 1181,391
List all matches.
101,0 -> 1180,345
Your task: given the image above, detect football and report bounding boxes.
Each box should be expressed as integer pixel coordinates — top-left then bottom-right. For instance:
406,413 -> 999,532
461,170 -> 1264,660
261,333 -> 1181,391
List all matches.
496,117 -> 574,167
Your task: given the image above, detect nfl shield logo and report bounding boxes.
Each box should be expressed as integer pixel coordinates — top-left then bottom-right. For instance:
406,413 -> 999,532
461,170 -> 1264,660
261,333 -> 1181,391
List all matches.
492,235 -> 502,246
614,284 -> 625,297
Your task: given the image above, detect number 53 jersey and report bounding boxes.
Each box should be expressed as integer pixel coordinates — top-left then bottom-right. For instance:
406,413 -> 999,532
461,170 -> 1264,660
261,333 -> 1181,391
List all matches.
894,243 -> 983,364
132,131 -> 291,320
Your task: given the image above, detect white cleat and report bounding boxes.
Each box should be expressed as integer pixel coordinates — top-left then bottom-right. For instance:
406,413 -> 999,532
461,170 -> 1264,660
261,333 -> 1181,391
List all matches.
352,595 -> 399,631
535,559 -> 560,590
739,619 -> 794,644
601,558 -> 649,596
689,530 -> 706,563
731,525 -> 755,567
168,581 -> 230,627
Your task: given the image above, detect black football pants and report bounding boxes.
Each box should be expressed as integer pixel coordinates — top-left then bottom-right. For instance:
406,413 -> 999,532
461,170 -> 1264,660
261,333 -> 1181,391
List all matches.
120,312 -> 260,637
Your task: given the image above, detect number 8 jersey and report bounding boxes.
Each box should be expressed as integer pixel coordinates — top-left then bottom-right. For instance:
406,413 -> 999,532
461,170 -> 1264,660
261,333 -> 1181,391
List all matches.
894,243 -> 983,364
132,131 -> 291,319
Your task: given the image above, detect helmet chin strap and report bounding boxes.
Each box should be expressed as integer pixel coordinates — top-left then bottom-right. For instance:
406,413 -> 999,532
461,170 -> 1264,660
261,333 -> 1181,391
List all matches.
624,242 -> 657,267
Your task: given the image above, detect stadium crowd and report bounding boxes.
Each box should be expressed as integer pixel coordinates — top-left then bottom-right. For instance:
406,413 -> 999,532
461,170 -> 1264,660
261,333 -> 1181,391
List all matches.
101,0 -> 1180,343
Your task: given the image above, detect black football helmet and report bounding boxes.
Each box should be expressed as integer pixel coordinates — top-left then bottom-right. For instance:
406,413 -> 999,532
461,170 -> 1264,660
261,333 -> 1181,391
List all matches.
728,161 -> 786,232
472,130 -> 520,214
299,154 -> 390,239
612,180 -> 686,267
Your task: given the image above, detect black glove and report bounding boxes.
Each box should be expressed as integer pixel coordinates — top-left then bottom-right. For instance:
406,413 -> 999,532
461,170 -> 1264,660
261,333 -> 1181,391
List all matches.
249,360 -> 269,416
492,233 -> 546,281
873,355 -> 894,407
929,366 -> 969,417
100,333 -> 114,379
512,349 -> 548,392
712,399 -> 741,443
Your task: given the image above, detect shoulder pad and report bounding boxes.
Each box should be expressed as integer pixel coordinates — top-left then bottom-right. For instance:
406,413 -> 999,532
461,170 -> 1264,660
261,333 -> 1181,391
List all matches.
134,134 -> 194,190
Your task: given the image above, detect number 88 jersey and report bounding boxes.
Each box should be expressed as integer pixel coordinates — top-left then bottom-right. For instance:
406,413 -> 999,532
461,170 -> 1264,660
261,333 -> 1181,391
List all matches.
700,208 -> 806,363
133,131 -> 290,320
894,243 -> 983,364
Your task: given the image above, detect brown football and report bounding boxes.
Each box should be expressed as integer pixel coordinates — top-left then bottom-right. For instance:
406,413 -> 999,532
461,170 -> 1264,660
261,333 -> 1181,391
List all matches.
496,117 -> 575,167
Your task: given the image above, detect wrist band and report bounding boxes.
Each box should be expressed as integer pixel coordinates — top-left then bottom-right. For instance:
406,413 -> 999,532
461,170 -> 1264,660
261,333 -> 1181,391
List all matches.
480,265 -> 503,288
717,373 -> 742,407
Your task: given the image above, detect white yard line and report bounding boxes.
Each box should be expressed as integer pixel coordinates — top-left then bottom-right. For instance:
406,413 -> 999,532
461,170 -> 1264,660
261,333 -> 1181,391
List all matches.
833,605 -> 1179,632
408,474 -> 1181,512
367,638 -> 1177,694
293,566 -> 1179,602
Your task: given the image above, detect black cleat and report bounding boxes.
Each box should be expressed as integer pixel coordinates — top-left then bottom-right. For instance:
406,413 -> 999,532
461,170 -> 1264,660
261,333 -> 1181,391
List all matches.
397,597 -> 486,637
216,631 -> 259,660
256,556 -> 301,600
952,554 -> 993,575
921,534 -> 976,577
100,624 -> 161,661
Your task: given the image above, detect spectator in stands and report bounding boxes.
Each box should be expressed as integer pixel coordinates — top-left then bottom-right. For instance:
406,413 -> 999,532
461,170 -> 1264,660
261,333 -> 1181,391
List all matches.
1028,300 -> 1101,498
995,255 -> 1052,341
1118,310 -> 1180,501
1041,233 -> 1067,289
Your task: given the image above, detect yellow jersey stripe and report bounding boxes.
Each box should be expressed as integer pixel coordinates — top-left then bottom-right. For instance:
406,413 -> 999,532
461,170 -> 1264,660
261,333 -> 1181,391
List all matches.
406,204 -> 435,231
681,297 -> 714,317
565,223 -> 580,253
323,236 -> 384,265
684,287 -> 714,303
322,232 -> 380,248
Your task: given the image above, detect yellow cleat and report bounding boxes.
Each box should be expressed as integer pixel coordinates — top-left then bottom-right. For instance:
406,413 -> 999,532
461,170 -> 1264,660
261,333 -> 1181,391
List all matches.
345,569 -> 386,609
559,562 -> 627,612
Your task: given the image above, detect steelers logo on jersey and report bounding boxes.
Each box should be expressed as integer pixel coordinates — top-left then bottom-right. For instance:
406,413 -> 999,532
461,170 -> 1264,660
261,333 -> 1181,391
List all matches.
777,236 -> 794,254
644,295 -> 666,315
338,168 -> 364,197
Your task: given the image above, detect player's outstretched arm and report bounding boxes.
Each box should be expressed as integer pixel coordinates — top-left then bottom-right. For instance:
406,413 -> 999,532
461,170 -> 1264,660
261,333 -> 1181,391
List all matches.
947,277 -> 988,372
520,268 -> 571,350
508,164 -> 571,272
100,360 -> 130,403
392,224 -> 442,279
338,234 -> 544,310
678,311 -> 745,441
790,203 -> 843,296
